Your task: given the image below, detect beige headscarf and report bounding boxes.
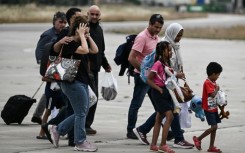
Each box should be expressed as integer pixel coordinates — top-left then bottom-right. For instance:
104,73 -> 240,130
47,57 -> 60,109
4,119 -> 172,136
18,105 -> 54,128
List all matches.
161,23 -> 184,72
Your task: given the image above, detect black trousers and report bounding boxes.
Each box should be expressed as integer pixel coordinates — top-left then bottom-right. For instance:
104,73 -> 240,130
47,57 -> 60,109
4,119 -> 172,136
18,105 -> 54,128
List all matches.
85,71 -> 99,128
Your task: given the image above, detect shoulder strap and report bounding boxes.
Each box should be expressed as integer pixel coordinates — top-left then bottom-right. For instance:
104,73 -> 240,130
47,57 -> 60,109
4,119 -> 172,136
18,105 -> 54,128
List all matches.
58,45 -> 64,57
156,63 -> 166,82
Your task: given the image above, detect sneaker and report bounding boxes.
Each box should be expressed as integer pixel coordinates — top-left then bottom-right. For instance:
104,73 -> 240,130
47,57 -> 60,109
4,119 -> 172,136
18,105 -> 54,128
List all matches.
31,116 -> 42,125
133,127 -> 150,145
207,146 -> 222,153
86,127 -> 97,135
41,123 -> 52,144
193,136 -> 202,150
48,125 -> 60,148
159,145 -> 175,153
150,145 -> 159,152
173,140 -> 194,149
126,131 -> 137,139
74,140 -> 98,152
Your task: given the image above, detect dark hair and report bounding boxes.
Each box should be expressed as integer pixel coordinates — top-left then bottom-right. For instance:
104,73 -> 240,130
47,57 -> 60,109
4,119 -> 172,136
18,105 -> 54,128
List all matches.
206,62 -> 223,76
66,7 -> 82,25
149,14 -> 164,25
53,11 -> 66,25
69,15 -> 89,36
155,41 -> 170,62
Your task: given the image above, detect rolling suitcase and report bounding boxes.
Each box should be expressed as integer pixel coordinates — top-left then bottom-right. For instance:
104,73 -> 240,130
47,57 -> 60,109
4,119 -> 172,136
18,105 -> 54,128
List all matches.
1,82 -> 44,125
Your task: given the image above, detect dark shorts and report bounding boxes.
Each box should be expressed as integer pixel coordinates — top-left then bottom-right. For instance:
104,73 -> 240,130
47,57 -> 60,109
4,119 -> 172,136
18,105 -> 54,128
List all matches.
204,110 -> 221,125
151,86 -> 174,114
45,82 -> 65,110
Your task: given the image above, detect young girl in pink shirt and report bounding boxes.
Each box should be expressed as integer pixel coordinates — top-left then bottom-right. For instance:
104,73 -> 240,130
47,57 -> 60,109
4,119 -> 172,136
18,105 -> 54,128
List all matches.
147,41 -> 185,153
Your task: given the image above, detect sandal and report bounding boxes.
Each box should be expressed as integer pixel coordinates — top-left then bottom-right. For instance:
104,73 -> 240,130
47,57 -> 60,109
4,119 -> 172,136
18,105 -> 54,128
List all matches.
158,145 -> 175,153
36,135 -> 48,140
193,136 -> 202,150
150,145 -> 158,152
207,146 -> 222,153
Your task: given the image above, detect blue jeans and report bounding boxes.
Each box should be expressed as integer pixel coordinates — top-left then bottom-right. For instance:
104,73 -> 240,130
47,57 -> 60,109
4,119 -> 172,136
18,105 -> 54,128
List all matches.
127,73 -> 152,133
56,81 -> 89,145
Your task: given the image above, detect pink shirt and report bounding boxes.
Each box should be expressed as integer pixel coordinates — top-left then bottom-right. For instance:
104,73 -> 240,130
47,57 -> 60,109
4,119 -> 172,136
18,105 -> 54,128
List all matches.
132,28 -> 159,73
151,60 -> 166,87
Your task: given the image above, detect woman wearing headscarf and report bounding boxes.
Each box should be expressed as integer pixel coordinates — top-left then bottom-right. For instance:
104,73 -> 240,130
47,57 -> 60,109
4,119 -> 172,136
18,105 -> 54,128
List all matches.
161,23 -> 194,148
162,23 -> 184,73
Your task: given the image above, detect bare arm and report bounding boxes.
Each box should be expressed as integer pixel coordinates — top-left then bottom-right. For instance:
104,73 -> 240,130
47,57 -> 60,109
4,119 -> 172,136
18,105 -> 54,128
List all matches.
75,23 -> 89,54
176,71 -> 185,80
53,36 -> 73,53
86,34 -> 98,54
147,71 -> 163,94
128,49 -> 140,71
180,65 -> 183,73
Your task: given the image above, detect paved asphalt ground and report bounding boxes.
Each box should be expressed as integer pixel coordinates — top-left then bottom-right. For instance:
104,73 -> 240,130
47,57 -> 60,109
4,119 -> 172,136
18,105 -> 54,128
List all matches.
0,14 -> 245,153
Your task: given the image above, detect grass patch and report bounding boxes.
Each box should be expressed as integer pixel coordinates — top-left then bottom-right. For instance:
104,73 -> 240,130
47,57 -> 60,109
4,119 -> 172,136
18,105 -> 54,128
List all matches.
99,4 -> 207,22
0,4 -> 68,23
0,3 -> 207,23
184,25 -> 245,40
0,4 -> 244,40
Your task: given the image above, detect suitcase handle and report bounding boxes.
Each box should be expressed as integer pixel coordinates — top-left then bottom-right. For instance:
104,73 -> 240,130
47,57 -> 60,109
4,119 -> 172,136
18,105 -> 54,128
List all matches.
32,81 -> 44,99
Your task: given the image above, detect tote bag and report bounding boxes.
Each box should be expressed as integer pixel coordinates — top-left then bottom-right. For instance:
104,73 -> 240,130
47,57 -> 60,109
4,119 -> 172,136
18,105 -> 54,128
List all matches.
45,46 -> 81,82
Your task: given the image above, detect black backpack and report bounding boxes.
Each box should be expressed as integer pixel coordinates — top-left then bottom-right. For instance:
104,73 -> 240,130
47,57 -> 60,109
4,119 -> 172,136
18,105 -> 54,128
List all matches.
114,34 -> 137,84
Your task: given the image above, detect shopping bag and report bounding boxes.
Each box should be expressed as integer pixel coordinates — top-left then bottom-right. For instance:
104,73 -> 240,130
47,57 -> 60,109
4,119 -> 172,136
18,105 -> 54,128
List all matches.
216,90 -> 227,106
101,72 -> 118,101
44,45 -> 81,82
179,102 -> 192,128
162,103 -> 192,128
88,85 -> 97,107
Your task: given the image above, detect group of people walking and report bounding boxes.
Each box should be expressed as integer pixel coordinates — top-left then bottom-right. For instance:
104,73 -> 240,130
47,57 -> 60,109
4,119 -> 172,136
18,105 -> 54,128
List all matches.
33,5 -> 223,153
126,13 -> 223,153
34,5 -> 111,152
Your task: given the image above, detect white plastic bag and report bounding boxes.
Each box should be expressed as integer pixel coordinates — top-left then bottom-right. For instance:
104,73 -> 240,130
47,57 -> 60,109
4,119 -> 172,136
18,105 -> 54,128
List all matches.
216,90 -> 227,106
50,82 -> 60,91
101,72 -> 118,101
162,102 -> 192,128
179,102 -> 192,128
88,85 -> 97,107
51,107 -> 59,119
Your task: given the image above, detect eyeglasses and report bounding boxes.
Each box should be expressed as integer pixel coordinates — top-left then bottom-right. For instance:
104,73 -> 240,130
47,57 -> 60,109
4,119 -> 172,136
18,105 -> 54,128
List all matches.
90,13 -> 99,16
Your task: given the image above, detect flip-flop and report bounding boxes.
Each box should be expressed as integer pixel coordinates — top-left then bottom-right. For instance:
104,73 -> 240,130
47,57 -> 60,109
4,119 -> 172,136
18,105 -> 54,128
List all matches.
36,135 -> 48,140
